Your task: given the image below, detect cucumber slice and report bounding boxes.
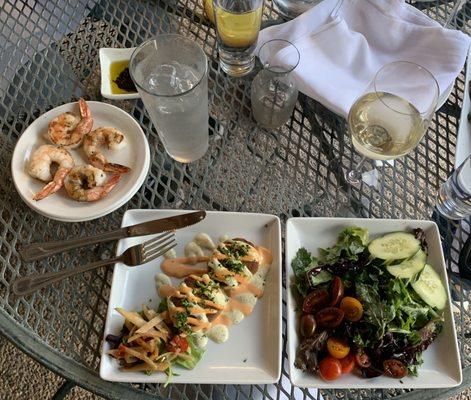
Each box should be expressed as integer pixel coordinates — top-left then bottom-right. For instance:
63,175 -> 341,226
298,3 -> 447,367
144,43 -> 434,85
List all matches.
368,232 -> 421,261
411,264 -> 447,310
386,249 -> 427,279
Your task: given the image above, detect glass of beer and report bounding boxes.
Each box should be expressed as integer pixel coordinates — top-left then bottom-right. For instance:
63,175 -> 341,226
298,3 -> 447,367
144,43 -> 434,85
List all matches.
214,0 -> 263,77
345,61 -> 439,184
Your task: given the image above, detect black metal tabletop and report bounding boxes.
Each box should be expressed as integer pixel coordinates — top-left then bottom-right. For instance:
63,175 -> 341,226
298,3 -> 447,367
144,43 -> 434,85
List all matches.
0,1 -> 470,399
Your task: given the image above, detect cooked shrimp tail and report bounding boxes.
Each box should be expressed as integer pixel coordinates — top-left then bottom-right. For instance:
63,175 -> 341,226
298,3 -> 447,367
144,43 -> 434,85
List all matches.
86,174 -> 121,201
64,165 -> 121,202
102,162 -> 131,174
33,168 -> 70,200
78,98 -> 91,119
47,98 -> 93,148
28,145 -> 75,201
83,127 -> 130,174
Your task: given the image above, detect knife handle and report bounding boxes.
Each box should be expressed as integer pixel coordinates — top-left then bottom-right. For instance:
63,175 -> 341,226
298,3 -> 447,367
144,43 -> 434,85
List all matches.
19,227 -> 129,262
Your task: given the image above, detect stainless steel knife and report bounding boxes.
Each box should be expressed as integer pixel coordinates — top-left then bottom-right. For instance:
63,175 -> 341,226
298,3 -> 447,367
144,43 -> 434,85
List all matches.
19,210 -> 206,262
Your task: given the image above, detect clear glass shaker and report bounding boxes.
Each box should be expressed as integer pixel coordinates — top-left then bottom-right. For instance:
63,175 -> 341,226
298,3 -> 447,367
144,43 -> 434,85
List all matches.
435,155 -> 471,219
250,39 -> 300,129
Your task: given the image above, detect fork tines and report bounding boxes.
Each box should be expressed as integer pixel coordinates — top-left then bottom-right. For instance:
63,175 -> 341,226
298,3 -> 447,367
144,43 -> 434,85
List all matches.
141,231 -> 177,263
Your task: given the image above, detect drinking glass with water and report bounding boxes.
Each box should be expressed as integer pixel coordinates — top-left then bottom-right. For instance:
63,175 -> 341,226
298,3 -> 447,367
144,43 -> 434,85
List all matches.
130,35 -> 209,163
436,155 -> 471,220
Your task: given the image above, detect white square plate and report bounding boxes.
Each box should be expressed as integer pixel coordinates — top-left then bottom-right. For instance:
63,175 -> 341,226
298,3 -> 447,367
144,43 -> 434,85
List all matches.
286,218 -> 462,389
100,209 -> 282,383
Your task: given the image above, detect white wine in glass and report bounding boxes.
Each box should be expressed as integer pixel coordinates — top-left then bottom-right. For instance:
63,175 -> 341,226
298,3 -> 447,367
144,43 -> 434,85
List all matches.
349,92 -> 428,160
345,61 -> 439,184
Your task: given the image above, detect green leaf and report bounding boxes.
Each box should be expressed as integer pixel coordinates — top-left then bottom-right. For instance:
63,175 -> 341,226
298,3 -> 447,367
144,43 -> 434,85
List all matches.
320,227 -> 369,263
309,270 -> 333,287
175,335 -> 206,370
291,248 -> 316,296
292,248 -> 313,278
356,282 -> 396,339
157,298 -> 168,313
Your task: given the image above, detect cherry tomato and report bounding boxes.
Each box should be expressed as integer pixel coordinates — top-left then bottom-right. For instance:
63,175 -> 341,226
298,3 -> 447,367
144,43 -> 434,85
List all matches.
339,353 -> 355,374
340,297 -> 363,322
327,337 -> 350,359
354,348 -> 371,368
166,335 -> 189,353
330,276 -> 344,306
318,356 -> 342,381
300,314 -> 317,337
302,290 -> 329,314
117,344 -> 127,358
315,307 -> 344,328
383,359 -> 407,379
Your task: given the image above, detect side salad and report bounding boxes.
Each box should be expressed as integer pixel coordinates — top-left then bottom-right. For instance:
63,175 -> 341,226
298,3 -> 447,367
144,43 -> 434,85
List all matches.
292,227 -> 447,381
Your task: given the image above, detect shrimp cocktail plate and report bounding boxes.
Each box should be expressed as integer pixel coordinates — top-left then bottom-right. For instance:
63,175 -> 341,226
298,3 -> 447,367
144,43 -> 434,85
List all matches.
11,100 -> 150,222
100,209 -> 282,384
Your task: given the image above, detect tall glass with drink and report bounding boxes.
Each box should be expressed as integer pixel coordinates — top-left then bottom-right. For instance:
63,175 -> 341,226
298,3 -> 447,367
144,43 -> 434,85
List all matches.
214,0 -> 263,77
345,61 -> 439,184
130,35 -> 209,163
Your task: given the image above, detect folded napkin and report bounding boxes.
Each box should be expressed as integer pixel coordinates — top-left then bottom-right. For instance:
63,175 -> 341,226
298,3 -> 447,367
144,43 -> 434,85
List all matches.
257,0 -> 471,117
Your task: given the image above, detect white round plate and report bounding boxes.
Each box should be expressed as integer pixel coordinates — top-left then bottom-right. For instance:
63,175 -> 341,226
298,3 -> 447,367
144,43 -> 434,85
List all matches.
11,101 -> 150,222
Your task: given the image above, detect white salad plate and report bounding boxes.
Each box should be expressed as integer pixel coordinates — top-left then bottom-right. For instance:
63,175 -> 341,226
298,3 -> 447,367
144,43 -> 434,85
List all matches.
285,218 -> 462,389
99,47 -> 139,100
100,209 -> 282,384
11,101 -> 150,222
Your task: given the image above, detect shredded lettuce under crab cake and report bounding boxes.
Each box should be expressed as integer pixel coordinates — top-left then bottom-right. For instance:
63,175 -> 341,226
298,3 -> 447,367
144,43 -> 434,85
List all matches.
107,235 -> 273,382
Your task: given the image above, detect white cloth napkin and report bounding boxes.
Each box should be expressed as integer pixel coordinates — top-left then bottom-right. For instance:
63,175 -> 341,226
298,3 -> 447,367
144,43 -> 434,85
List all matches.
257,0 -> 471,117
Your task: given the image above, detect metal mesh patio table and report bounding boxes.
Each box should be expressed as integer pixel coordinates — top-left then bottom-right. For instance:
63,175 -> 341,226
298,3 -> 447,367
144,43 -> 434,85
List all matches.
0,0 -> 470,399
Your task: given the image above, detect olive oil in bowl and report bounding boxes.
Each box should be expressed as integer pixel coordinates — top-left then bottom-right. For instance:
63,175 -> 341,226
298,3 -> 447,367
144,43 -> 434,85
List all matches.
109,60 -> 137,94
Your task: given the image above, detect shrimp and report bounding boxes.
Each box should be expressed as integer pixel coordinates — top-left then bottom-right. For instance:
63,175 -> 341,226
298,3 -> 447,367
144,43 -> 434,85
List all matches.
47,98 -> 93,148
28,145 -> 75,201
64,165 -> 121,202
83,127 -> 131,173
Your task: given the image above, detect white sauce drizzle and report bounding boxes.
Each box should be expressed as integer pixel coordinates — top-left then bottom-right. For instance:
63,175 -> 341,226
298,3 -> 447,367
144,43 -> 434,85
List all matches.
163,248 -> 177,259
219,234 -> 229,243
194,233 -> 215,250
185,241 -> 205,258
207,324 -> 229,344
155,273 -> 171,290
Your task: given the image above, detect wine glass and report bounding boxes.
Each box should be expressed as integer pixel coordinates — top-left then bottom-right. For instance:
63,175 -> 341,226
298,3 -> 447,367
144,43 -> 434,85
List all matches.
345,61 -> 439,185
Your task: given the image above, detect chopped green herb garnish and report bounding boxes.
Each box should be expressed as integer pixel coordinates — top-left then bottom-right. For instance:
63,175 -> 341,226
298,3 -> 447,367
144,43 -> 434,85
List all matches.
218,241 -> 250,258
181,298 -> 192,309
221,257 -> 246,274
174,312 -> 191,334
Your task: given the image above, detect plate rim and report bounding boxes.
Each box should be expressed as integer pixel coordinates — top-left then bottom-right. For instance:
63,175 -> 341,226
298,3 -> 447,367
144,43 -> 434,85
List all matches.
11,101 -> 150,222
99,208 -> 283,384
285,217 -> 462,389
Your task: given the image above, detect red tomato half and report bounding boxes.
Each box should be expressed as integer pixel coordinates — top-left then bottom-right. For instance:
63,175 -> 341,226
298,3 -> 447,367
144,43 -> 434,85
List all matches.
339,353 -> 355,374
319,356 -> 342,381
167,335 -> 189,353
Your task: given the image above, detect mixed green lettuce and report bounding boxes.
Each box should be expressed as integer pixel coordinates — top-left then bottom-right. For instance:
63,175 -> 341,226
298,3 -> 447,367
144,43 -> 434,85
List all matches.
292,227 -> 444,376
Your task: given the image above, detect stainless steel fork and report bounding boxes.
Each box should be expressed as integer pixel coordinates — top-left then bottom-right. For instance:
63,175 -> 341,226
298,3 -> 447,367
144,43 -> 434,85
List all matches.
12,231 -> 177,296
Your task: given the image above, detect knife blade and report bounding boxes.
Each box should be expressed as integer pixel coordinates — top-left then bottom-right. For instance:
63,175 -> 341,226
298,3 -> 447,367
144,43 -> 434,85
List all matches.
125,210 -> 206,236
20,210 -> 206,262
